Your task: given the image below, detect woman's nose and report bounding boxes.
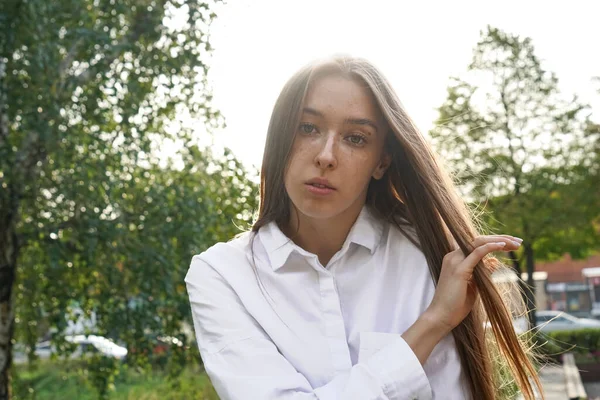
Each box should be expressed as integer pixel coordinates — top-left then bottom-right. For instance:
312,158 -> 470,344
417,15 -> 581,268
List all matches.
314,134 -> 338,170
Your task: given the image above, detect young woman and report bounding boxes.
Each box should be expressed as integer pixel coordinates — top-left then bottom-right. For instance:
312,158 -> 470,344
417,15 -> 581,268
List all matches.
186,56 -> 542,399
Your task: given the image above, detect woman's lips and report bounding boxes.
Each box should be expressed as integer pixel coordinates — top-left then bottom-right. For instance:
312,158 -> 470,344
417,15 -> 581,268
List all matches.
305,183 -> 335,195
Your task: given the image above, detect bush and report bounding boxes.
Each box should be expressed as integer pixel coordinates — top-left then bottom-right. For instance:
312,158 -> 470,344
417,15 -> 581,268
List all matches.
535,328 -> 600,362
12,359 -> 218,400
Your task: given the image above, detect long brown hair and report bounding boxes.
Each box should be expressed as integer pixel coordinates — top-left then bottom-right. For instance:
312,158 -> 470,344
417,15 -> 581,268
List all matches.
252,56 -> 542,400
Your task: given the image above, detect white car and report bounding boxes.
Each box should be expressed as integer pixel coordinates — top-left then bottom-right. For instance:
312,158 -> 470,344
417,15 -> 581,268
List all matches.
535,311 -> 600,333
65,335 -> 128,359
31,335 -> 127,360
33,340 -> 53,359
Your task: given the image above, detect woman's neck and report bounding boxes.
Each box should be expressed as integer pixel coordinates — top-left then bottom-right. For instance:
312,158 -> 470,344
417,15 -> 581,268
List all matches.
283,205 -> 363,267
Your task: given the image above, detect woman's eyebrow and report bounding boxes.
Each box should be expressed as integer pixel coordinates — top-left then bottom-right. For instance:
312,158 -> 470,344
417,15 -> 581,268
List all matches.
302,107 -> 379,133
344,118 -> 378,133
302,107 -> 324,117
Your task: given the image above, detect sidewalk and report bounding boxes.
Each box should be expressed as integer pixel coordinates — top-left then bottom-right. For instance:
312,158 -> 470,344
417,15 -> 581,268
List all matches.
539,364 -> 568,400
584,381 -> 600,400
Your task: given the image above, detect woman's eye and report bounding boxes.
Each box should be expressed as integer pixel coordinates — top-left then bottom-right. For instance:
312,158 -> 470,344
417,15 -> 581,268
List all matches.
347,134 -> 366,145
299,123 -> 316,134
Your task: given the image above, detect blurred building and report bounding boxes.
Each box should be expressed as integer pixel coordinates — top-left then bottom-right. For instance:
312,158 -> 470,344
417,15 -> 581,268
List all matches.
492,253 -> 600,318
492,268 -> 547,315
583,266 -> 600,318
521,271 -> 549,312
536,253 -> 600,318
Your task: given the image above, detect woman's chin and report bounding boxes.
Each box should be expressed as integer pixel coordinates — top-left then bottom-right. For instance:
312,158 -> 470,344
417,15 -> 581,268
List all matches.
293,199 -> 358,222
293,202 -> 340,220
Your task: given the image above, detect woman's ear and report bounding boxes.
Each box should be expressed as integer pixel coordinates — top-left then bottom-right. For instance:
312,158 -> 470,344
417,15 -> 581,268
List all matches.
372,153 -> 391,180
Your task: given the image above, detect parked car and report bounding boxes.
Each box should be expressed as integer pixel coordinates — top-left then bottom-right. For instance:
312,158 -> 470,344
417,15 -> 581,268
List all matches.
34,340 -> 53,359
30,335 -> 127,360
535,310 -> 600,333
67,335 -> 128,359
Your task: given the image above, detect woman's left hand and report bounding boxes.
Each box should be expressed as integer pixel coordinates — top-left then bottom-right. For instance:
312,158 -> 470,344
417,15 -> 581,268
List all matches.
426,234 -> 522,333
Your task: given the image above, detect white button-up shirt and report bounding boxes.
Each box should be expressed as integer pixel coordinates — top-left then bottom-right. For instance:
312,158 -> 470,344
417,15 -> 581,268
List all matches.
185,206 -> 470,399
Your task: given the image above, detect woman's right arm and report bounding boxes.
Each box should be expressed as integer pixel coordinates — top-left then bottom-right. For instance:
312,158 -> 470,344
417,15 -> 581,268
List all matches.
185,256 -> 434,400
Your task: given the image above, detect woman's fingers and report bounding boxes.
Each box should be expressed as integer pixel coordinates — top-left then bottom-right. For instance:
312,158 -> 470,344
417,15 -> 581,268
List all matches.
461,242 -> 507,274
471,235 -> 522,250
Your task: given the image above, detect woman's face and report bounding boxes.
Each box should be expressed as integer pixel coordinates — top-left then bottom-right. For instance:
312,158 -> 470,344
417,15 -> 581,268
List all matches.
284,73 -> 390,221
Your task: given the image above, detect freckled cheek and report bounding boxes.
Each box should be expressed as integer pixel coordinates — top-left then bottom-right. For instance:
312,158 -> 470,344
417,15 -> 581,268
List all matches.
289,144 -> 308,163
338,148 -> 372,171
284,151 -> 308,187
287,142 -> 319,174
290,137 -> 311,156
337,155 -> 375,191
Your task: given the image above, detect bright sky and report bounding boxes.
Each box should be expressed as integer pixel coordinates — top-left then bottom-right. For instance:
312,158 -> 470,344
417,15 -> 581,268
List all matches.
203,0 -> 600,169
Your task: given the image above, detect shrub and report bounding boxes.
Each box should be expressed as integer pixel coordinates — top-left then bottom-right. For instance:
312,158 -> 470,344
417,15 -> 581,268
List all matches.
535,328 -> 600,362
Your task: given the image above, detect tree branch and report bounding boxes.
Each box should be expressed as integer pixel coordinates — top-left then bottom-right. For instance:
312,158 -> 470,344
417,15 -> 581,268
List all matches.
57,37 -> 85,81
499,82 -> 524,197
0,65 -> 8,150
59,9 -> 152,94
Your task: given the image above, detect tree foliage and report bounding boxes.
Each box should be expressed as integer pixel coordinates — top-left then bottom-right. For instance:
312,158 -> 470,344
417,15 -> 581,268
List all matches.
1,0 -> 258,398
430,26 -> 600,327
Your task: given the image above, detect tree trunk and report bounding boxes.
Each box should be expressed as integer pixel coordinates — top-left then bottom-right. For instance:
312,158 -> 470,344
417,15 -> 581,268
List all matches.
508,250 -> 529,316
0,224 -> 18,400
524,243 -> 537,330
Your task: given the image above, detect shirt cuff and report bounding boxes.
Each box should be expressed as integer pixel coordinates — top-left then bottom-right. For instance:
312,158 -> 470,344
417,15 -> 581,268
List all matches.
363,333 -> 432,399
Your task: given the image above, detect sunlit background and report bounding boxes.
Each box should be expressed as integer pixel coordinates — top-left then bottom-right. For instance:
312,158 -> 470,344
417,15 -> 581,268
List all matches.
3,1 -> 600,398
206,0 -> 600,168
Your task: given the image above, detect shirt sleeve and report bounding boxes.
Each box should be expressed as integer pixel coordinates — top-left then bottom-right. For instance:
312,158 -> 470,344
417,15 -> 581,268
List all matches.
185,255 -> 433,400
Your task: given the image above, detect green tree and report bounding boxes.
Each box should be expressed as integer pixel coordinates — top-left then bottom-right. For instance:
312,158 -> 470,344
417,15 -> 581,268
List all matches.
13,148 -> 257,399
0,0 -> 259,398
430,26 -> 600,328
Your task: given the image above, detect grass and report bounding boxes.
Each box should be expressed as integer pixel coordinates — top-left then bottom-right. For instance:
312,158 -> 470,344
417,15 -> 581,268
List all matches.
12,360 -> 219,400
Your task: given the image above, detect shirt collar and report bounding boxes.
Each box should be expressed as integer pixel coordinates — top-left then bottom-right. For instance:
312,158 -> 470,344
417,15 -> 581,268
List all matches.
258,205 -> 384,272
346,205 -> 384,255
